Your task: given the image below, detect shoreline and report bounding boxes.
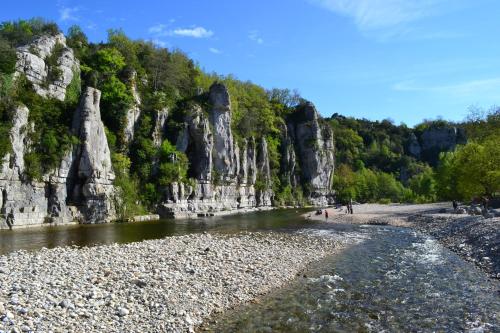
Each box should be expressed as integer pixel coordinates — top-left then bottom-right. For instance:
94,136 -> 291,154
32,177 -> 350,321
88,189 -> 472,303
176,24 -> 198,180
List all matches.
0,231 -> 349,332
305,203 -> 500,279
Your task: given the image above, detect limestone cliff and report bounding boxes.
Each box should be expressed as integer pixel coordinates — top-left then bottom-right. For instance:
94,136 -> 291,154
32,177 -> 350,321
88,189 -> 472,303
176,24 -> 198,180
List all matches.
15,33 -> 79,101
284,102 -> 335,205
159,84 -> 273,218
124,72 -> 142,145
407,125 -> 467,165
0,86 -> 116,229
69,87 -> 116,223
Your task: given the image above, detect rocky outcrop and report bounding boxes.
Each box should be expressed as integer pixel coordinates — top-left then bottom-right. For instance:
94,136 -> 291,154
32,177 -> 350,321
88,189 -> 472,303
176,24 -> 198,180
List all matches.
69,87 -> 116,223
124,73 -> 142,145
420,126 -> 466,152
408,125 -> 467,165
0,106 -> 49,228
176,105 -> 213,181
284,102 -> 335,205
15,33 -> 79,101
406,133 -> 421,159
0,87 -> 116,229
159,84 -> 273,218
152,108 -> 169,147
210,83 -> 238,181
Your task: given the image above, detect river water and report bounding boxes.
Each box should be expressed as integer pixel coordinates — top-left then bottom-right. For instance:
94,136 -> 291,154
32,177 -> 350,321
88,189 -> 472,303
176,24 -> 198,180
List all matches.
0,209 -> 309,254
207,223 -> 500,332
1,210 -> 499,332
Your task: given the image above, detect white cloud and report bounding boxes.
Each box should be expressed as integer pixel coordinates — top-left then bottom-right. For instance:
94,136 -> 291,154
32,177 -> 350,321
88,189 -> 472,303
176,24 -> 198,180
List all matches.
209,47 -> 222,54
309,0 -> 447,30
149,24 -> 214,39
59,6 -> 80,22
149,24 -> 167,34
248,30 -> 264,44
171,27 -> 214,38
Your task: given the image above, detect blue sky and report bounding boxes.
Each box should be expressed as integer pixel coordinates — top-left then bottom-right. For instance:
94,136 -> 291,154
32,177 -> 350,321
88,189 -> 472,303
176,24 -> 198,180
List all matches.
2,0 -> 500,126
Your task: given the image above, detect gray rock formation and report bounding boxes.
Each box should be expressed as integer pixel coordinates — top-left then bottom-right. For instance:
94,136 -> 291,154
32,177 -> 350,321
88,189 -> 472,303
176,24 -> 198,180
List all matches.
284,102 -> 335,205
124,73 -> 142,144
1,105 -> 29,180
177,104 -> 213,181
70,87 -> 116,223
0,106 -> 49,228
408,125 -> 467,165
0,87 -> 116,229
152,108 -> 169,147
15,33 -> 79,101
420,126 -> 466,152
159,84 -> 273,218
407,133 -> 421,159
256,138 -> 273,206
209,83 -> 237,181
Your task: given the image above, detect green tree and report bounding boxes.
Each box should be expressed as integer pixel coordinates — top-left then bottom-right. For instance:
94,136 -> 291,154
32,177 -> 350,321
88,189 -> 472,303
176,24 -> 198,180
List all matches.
94,48 -> 126,75
158,139 -> 189,186
332,164 -> 356,203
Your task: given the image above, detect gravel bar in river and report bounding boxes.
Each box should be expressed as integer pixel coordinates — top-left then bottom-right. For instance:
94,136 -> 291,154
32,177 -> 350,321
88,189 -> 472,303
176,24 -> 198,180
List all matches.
0,231 -> 347,333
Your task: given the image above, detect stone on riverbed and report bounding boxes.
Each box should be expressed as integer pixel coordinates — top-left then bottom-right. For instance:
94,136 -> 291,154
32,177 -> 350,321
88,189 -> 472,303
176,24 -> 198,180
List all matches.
0,232 -> 347,332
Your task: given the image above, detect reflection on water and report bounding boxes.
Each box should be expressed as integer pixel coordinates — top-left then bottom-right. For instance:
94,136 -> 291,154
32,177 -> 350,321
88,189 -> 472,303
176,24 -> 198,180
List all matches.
207,225 -> 500,332
0,209 -> 311,254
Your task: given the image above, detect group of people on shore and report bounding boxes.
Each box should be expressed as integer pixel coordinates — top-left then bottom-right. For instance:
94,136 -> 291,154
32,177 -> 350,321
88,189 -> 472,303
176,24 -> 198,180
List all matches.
322,200 -> 354,220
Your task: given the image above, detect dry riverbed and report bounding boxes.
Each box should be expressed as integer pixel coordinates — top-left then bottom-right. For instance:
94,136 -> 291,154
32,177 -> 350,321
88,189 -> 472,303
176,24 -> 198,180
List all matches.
306,203 -> 500,279
0,232 -> 348,333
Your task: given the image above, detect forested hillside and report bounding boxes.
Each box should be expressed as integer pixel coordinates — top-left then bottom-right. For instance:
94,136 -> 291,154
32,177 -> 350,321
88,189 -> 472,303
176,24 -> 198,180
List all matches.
0,18 -> 498,224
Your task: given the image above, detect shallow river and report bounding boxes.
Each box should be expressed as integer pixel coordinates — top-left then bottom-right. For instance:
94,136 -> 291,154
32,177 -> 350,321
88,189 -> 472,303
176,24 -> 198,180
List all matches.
207,223 -> 500,332
1,210 -> 499,332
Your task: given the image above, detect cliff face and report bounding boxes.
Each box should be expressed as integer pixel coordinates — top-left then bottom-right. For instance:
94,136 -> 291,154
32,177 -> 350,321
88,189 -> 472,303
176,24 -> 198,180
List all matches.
15,33 -> 79,101
407,125 -> 467,165
159,84 -> 273,218
283,102 -> 335,205
0,35 -> 115,229
1,33 -> 338,227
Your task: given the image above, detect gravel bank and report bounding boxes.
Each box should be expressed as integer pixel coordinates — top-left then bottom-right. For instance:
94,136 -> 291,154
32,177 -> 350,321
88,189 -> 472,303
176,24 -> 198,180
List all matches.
305,203 -> 449,227
411,214 -> 500,279
0,232 -> 346,333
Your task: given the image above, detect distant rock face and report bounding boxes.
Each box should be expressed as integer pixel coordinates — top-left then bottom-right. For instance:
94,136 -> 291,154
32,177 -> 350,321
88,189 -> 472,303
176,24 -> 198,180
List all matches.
408,125 -> 467,165
177,104 -> 213,181
284,102 -> 335,205
124,73 -> 142,145
1,105 -> 29,180
152,108 -> 169,147
15,33 -> 79,101
407,133 -> 421,159
420,126 -> 466,152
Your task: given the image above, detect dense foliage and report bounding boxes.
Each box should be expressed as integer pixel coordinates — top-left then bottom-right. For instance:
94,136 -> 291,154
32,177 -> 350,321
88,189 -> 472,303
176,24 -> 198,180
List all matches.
329,115 -> 437,203
436,108 -> 500,200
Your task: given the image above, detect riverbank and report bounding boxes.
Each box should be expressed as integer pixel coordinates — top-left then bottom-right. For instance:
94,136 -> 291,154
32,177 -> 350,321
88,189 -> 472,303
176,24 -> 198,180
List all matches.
305,203 -> 500,279
0,231 -> 347,332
